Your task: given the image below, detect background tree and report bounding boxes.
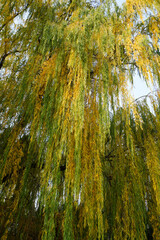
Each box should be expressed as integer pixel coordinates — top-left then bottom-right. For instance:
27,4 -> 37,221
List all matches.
0,0 -> 160,239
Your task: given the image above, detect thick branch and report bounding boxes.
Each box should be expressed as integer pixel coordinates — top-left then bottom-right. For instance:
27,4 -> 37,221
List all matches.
0,53 -> 9,69
0,4 -> 30,32
0,50 -> 27,70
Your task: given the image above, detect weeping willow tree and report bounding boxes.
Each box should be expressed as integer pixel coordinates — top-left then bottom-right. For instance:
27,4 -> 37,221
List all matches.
0,0 -> 160,239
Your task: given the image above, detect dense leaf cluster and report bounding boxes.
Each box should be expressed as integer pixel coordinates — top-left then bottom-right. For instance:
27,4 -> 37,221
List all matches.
0,0 -> 160,239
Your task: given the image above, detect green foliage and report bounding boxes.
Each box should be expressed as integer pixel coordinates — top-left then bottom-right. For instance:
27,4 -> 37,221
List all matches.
0,0 -> 160,239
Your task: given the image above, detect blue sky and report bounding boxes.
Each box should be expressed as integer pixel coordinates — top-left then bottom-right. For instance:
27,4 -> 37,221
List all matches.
117,0 -> 126,6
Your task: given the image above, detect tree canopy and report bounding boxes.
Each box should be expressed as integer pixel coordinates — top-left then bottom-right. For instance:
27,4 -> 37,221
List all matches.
0,0 -> 160,239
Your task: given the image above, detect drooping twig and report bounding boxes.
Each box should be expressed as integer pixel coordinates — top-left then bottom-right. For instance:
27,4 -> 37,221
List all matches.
133,89 -> 160,103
